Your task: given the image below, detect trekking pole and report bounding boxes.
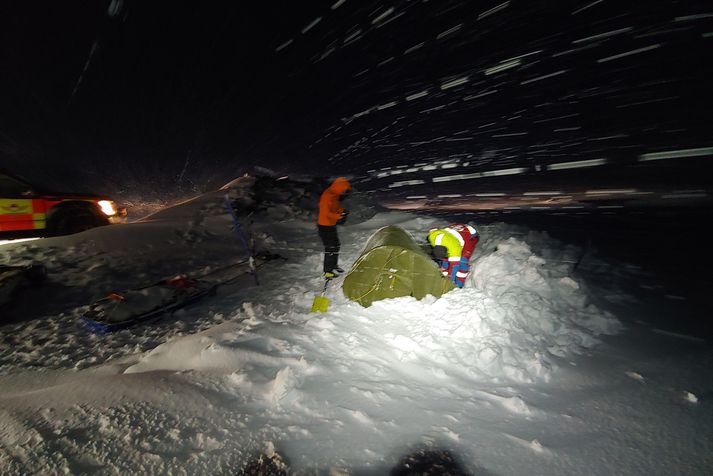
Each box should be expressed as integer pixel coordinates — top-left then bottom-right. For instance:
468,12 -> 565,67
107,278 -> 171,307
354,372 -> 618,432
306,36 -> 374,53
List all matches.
224,193 -> 259,285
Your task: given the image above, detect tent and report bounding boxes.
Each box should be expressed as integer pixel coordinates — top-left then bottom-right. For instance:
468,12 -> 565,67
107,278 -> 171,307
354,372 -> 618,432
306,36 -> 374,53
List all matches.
342,225 -> 455,307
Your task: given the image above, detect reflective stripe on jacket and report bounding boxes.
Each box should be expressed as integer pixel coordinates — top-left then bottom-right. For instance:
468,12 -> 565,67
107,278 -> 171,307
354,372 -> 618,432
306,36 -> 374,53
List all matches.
427,224 -> 478,259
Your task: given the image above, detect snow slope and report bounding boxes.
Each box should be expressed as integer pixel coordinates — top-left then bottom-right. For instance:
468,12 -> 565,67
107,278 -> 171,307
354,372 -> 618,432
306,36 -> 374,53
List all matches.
1,179 -> 711,475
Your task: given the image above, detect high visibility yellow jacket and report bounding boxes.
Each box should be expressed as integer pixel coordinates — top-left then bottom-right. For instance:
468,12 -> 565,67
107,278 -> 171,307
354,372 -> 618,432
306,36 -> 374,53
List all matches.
428,227 -> 463,258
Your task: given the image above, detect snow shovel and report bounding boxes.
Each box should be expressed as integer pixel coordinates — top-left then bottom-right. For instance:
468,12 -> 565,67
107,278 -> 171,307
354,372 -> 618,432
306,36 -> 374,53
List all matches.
310,278 -> 331,313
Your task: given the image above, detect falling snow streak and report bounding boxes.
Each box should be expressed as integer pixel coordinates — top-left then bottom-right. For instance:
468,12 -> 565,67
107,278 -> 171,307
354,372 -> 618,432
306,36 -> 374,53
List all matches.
638,147 -> 713,162
484,59 -> 521,75
597,44 -> 663,62
674,13 -> 713,22
301,17 -> 322,34
520,70 -> 568,85
437,24 -> 463,40
331,0 -> 346,10
69,41 -> 99,102
406,90 -> 429,101
275,39 -> 293,52
344,29 -> 363,45
248,0 -> 713,198
572,27 -> 633,44
2,0 -> 709,206
547,159 -> 607,170
404,42 -> 425,54
572,0 -> 604,15
371,7 -> 395,25
478,2 -> 510,20
464,90 -> 499,101
440,76 -> 470,90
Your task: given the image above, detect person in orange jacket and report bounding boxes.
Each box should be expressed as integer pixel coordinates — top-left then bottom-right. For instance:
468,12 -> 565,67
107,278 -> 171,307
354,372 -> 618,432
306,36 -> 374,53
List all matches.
317,177 -> 352,278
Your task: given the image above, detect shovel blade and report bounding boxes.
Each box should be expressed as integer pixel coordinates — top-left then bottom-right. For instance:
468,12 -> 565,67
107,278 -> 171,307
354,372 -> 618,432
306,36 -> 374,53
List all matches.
311,295 -> 330,313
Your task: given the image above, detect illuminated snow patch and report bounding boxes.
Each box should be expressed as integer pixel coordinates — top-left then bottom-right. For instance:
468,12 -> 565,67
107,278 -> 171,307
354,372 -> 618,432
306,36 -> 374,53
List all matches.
0,237 -> 41,247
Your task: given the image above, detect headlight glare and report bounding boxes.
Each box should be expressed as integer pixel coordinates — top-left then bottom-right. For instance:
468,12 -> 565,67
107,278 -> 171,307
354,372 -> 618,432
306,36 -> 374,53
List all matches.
98,200 -> 118,216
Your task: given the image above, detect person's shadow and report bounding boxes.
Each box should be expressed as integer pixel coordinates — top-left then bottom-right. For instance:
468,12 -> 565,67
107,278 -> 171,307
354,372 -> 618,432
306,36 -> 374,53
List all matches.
240,445 -> 494,475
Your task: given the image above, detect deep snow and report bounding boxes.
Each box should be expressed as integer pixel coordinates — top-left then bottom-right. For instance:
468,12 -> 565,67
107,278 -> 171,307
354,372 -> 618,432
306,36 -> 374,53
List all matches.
1,178 -> 711,475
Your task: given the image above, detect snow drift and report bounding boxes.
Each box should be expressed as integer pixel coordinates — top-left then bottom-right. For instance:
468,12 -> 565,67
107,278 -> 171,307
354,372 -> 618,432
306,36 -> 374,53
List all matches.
4,176 -> 680,476
121,229 -> 621,387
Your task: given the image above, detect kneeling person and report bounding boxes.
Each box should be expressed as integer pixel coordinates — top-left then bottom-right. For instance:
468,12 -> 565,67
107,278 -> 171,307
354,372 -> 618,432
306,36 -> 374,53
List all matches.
427,223 -> 479,288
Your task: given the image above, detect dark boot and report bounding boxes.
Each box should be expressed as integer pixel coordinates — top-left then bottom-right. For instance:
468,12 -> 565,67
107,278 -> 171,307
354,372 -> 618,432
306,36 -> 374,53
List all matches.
318,225 -> 340,273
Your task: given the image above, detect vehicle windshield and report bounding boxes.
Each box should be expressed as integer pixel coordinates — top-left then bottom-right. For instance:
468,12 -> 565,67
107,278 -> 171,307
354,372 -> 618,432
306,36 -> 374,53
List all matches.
0,173 -> 35,197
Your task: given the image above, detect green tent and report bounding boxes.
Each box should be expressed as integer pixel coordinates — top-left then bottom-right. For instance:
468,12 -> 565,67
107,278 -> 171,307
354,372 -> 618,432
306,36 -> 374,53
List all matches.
342,225 -> 455,307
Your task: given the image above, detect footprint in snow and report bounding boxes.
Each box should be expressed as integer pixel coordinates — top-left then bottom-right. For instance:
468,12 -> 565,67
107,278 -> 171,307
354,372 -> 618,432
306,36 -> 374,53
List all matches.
625,371 -> 645,383
683,391 -> 698,404
504,434 -> 553,456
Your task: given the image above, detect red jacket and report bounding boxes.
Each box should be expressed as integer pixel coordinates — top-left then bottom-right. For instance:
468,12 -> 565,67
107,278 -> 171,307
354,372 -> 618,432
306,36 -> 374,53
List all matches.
318,177 -> 351,226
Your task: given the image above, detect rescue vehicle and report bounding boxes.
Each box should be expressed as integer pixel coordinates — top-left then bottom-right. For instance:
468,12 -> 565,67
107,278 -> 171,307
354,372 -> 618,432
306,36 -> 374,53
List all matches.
0,170 -> 127,238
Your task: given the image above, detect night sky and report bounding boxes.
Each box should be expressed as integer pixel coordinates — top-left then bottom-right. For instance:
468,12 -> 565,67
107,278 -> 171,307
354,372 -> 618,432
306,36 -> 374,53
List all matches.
1,0 -> 711,202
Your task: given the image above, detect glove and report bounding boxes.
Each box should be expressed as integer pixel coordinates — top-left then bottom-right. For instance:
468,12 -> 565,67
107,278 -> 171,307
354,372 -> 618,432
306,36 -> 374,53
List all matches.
337,210 -> 349,224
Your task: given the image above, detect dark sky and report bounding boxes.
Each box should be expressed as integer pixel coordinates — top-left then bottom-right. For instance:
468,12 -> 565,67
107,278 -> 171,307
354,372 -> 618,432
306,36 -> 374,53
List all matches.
1,1 -> 711,200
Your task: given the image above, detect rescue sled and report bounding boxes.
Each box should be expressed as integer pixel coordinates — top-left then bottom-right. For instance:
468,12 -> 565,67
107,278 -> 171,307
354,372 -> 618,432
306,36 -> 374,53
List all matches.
82,274 -> 217,333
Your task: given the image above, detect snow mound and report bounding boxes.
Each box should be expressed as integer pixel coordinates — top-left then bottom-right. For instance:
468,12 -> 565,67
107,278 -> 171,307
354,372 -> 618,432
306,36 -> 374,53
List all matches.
8,187 -> 708,474
316,235 -> 621,384
122,236 -> 620,392
473,237 -> 621,339
465,237 -> 620,381
124,321 -> 306,375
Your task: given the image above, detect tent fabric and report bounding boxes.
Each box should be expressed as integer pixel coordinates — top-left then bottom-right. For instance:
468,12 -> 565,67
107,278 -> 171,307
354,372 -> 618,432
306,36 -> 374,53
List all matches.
342,225 -> 455,307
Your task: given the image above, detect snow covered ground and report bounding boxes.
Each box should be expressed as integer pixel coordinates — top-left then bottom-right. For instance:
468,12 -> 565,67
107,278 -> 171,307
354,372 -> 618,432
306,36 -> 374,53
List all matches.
1,178 -> 712,475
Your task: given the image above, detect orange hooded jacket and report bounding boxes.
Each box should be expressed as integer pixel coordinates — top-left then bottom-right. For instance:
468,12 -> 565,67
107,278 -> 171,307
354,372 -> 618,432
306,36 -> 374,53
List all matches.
318,177 -> 352,226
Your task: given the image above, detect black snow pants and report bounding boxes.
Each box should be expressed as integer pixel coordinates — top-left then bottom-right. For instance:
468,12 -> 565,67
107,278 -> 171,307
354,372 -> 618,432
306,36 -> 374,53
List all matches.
317,225 -> 340,273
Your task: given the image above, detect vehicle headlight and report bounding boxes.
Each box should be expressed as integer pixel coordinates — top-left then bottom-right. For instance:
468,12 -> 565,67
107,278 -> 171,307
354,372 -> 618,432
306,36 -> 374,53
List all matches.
97,200 -> 118,216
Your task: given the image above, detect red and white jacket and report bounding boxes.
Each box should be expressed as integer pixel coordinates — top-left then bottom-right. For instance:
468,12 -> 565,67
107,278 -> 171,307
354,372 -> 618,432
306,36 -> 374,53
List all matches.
431,223 -> 479,287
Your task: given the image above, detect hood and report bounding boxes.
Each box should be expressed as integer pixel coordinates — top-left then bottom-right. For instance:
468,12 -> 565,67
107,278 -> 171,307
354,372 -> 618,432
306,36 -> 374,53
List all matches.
328,177 -> 352,195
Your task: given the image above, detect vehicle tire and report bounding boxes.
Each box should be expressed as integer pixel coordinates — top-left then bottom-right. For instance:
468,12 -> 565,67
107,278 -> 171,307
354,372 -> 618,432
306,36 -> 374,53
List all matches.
47,207 -> 106,237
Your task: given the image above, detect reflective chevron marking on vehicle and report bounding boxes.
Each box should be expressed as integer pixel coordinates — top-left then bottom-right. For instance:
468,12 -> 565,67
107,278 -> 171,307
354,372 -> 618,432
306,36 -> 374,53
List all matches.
0,199 -> 32,214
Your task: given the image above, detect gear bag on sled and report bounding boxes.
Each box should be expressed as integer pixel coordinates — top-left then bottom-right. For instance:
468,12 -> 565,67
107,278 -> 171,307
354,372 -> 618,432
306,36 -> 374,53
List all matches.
82,275 -> 216,333
342,225 -> 455,307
